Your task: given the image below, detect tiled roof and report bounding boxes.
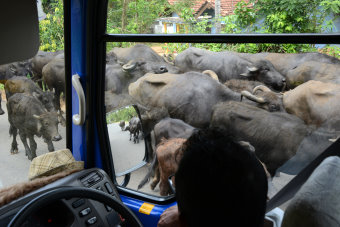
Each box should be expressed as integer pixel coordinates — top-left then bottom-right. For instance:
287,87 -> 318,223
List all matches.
168,0 -> 250,16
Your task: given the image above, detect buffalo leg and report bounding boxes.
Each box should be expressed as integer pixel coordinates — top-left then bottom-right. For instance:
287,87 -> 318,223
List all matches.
45,139 -> 55,152
28,136 -> 37,159
159,179 -> 169,196
19,131 -> 33,160
151,165 -> 160,190
9,125 -> 18,154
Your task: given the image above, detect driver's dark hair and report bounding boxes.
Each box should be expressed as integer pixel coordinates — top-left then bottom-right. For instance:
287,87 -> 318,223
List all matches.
175,129 -> 268,227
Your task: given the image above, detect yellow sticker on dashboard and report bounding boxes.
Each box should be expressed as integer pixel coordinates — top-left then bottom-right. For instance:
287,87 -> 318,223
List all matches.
139,203 -> 155,215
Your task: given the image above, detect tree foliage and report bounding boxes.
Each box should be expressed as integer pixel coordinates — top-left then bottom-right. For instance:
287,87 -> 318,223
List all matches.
250,0 -> 340,33
39,0 -> 64,51
39,0 -> 340,56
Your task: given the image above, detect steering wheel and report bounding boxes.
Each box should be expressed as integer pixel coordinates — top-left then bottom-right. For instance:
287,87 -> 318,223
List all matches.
8,187 -> 143,227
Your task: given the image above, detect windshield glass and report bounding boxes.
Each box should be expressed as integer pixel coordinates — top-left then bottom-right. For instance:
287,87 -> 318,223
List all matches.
105,0 -> 340,206
0,0 -> 66,188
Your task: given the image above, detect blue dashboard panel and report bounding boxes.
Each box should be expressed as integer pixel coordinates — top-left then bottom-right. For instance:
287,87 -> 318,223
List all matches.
121,195 -> 177,227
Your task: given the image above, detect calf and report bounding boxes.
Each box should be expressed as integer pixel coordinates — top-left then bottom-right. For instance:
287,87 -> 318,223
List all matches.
145,138 -> 186,196
7,93 -> 62,160
128,116 -> 141,143
119,120 -> 125,131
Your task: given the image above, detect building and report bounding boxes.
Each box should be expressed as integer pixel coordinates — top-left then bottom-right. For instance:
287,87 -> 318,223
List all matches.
154,0 -> 249,33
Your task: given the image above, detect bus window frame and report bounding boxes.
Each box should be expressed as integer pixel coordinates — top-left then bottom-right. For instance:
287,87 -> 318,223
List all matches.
64,0 -> 340,206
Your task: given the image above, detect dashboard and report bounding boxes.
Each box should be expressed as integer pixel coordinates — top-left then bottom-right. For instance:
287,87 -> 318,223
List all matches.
0,168 -> 123,226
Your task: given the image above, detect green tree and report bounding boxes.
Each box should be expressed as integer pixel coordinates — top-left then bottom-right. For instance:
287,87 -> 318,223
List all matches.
250,0 -> 340,33
39,0 -> 64,51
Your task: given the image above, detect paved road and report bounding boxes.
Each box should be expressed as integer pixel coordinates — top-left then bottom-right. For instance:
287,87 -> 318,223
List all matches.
0,100 -> 67,187
0,98 -> 293,200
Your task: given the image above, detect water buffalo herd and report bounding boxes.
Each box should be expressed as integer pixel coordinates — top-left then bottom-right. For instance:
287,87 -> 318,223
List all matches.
1,44 -> 340,196
114,44 -> 340,196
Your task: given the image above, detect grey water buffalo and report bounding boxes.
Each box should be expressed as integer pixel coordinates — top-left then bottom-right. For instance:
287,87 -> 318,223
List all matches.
174,47 -> 286,91
109,44 -> 169,64
7,93 -> 62,160
31,50 -> 64,86
241,80 -> 340,126
224,79 -> 265,93
129,72 -> 241,128
0,60 -> 33,84
5,76 -> 56,112
122,58 -> 180,76
210,101 -> 314,176
105,54 -> 180,112
42,58 -> 65,114
106,59 -> 179,94
237,52 -> 340,88
151,117 -> 197,149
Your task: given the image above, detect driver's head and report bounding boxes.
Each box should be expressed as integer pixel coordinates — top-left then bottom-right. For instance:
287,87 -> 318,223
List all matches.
175,129 -> 268,227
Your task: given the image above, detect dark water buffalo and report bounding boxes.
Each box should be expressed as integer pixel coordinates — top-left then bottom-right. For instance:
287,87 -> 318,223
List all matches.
7,93 -> 62,160
129,72 -> 240,128
151,117 -> 197,149
241,80 -> 340,126
122,58 -> 180,76
31,50 -> 64,86
104,55 -> 180,112
128,116 -> 142,143
119,120 -> 125,131
42,58 -> 65,113
105,59 -> 179,94
5,76 -> 56,113
174,47 -> 286,91
0,60 -> 33,84
210,101 -> 314,176
109,44 -> 168,64
237,52 -> 340,88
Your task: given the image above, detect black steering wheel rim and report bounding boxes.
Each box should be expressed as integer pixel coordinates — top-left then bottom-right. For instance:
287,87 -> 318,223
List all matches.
8,187 -> 143,227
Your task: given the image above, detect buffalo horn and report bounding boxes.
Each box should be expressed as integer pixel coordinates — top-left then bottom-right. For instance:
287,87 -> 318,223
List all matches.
253,85 -> 271,94
241,90 -> 267,104
122,60 -> 137,72
202,70 -> 219,81
247,66 -> 259,72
